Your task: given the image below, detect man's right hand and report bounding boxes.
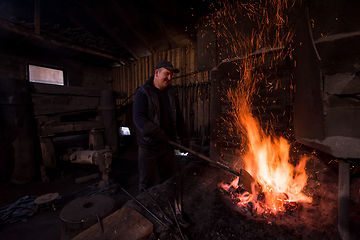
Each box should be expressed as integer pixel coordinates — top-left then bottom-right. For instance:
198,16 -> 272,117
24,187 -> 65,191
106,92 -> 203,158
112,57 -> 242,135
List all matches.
143,121 -> 169,144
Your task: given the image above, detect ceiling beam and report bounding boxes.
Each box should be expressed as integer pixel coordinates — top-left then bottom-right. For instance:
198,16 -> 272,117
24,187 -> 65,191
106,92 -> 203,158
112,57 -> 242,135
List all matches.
81,2 -> 139,60
0,19 -> 127,63
108,0 -> 156,55
66,10 -> 95,38
150,11 -> 177,49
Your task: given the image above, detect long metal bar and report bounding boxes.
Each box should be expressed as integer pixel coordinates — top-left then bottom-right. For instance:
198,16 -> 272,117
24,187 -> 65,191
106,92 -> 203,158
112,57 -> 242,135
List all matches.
169,141 -> 262,194
338,160 -> 350,240
173,190 -> 189,229
139,183 -> 175,227
120,188 -> 170,232
89,183 -> 118,195
96,212 -> 103,234
169,140 -> 241,177
167,197 -> 186,240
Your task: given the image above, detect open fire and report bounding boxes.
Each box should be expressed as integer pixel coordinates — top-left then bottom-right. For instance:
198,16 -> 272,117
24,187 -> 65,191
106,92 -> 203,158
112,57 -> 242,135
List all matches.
212,0 -> 312,215
218,105 -> 313,214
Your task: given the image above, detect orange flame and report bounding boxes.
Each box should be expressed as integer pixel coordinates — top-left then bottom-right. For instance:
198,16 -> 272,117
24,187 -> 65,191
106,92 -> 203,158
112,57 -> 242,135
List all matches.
223,85 -> 312,214
213,0 -> 311,214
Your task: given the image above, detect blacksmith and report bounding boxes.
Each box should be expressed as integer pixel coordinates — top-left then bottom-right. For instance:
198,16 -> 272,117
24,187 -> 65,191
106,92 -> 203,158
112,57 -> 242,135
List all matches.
133,60 -> 189,193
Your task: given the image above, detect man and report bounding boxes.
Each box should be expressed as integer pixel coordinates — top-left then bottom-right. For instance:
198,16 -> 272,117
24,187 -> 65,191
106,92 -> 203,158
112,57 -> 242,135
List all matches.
133,60 -> 189,192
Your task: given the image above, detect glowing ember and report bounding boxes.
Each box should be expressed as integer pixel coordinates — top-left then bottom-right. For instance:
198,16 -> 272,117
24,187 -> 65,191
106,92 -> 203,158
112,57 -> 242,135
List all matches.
212,0 -> 312,214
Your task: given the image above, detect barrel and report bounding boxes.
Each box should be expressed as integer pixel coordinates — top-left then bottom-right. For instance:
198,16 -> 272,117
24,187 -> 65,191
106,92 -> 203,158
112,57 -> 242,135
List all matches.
0,77 -> 39,183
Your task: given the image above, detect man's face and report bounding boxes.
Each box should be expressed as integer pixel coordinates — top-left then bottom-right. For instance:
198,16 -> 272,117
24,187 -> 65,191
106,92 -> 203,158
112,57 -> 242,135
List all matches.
154,68 -> 173,90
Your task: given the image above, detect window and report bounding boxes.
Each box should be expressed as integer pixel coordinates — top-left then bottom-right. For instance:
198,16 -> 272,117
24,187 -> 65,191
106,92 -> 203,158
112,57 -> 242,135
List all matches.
29,65 -> 64,85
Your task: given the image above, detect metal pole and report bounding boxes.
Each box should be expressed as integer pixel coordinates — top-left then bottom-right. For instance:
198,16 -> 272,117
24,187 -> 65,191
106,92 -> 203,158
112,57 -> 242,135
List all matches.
121,188 -> 170,231
139,184 -> 175,227
338,160 -> 350,240
169,140 -> 241,177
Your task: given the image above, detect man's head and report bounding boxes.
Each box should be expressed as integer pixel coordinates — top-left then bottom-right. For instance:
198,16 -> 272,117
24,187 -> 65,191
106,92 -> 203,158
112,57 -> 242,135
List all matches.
153,60 -> 179,90
155,60 -> 179,73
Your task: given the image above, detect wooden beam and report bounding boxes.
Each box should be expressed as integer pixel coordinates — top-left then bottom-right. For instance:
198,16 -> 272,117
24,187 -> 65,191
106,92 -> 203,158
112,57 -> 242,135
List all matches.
0,19 -> 126,62
33,0 -> 93,37
34,0 -> 41,35
108,0 -> 156,55
150,11 -> 177,49
81,3 -> 139,60
73,206 -> 153,240
30,82 -> 102,96
66,10 -> 95,37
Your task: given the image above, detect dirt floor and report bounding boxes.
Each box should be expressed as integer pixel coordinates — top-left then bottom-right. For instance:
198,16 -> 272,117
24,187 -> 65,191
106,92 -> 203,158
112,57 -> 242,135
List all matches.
0,141 -> 360,240
0,142 -> 141,240
126,144 -> 360,240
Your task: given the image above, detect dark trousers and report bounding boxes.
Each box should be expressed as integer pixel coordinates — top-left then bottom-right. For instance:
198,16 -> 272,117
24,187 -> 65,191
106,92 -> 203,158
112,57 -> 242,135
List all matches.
138,145 -> 174,192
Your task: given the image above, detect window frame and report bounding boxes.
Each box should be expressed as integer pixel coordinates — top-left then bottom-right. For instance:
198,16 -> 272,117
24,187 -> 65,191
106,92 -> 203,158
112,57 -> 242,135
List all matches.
27,63 -> 67,86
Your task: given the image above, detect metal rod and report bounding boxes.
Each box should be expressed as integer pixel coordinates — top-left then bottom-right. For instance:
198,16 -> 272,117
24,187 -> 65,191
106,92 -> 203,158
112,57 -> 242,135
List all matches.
338,160 -> 350,240
169,141 -> 241,177
120,188 -> 170,231
169,141 -> 262,194
139,183 -> 175,227
167,197 -> 186,240
89,183 -> 118,195
96,212 -> 103,234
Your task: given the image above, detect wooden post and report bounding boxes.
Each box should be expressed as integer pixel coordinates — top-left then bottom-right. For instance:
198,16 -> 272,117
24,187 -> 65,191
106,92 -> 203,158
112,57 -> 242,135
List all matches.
99,90 -> 118,157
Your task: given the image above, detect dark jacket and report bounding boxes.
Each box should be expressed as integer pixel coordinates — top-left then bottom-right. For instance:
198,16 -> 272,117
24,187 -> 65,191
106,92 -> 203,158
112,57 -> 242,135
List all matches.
133,76 -> 188,150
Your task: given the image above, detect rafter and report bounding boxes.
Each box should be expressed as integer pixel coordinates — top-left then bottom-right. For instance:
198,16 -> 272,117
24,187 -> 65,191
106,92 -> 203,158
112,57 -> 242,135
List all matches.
81,2 -> 139,60
0,19 -> 126,63
66,10 -> 95,37
108,0 -> 156,55
150,11 -> 177,49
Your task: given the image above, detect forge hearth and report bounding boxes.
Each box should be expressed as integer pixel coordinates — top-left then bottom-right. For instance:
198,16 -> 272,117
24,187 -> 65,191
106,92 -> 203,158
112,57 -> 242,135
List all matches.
119,150 -> 359,240
219,184 -> 301,217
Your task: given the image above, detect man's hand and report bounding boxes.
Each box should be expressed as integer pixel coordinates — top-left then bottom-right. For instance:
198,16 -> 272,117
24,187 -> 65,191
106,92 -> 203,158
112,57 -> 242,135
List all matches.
181,138 -> 190,148
158,131 -> 169,144
143,121 -> 169,144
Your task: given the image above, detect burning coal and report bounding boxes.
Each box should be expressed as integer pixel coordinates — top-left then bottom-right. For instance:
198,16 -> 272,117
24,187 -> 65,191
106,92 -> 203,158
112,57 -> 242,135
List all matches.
211,0 -> 312,214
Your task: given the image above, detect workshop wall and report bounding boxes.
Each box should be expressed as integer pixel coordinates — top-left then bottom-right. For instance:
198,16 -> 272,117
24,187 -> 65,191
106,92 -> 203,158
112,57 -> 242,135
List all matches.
0,49 -> 113,121
0,48 -> 113,183
113,44 -> 211,142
